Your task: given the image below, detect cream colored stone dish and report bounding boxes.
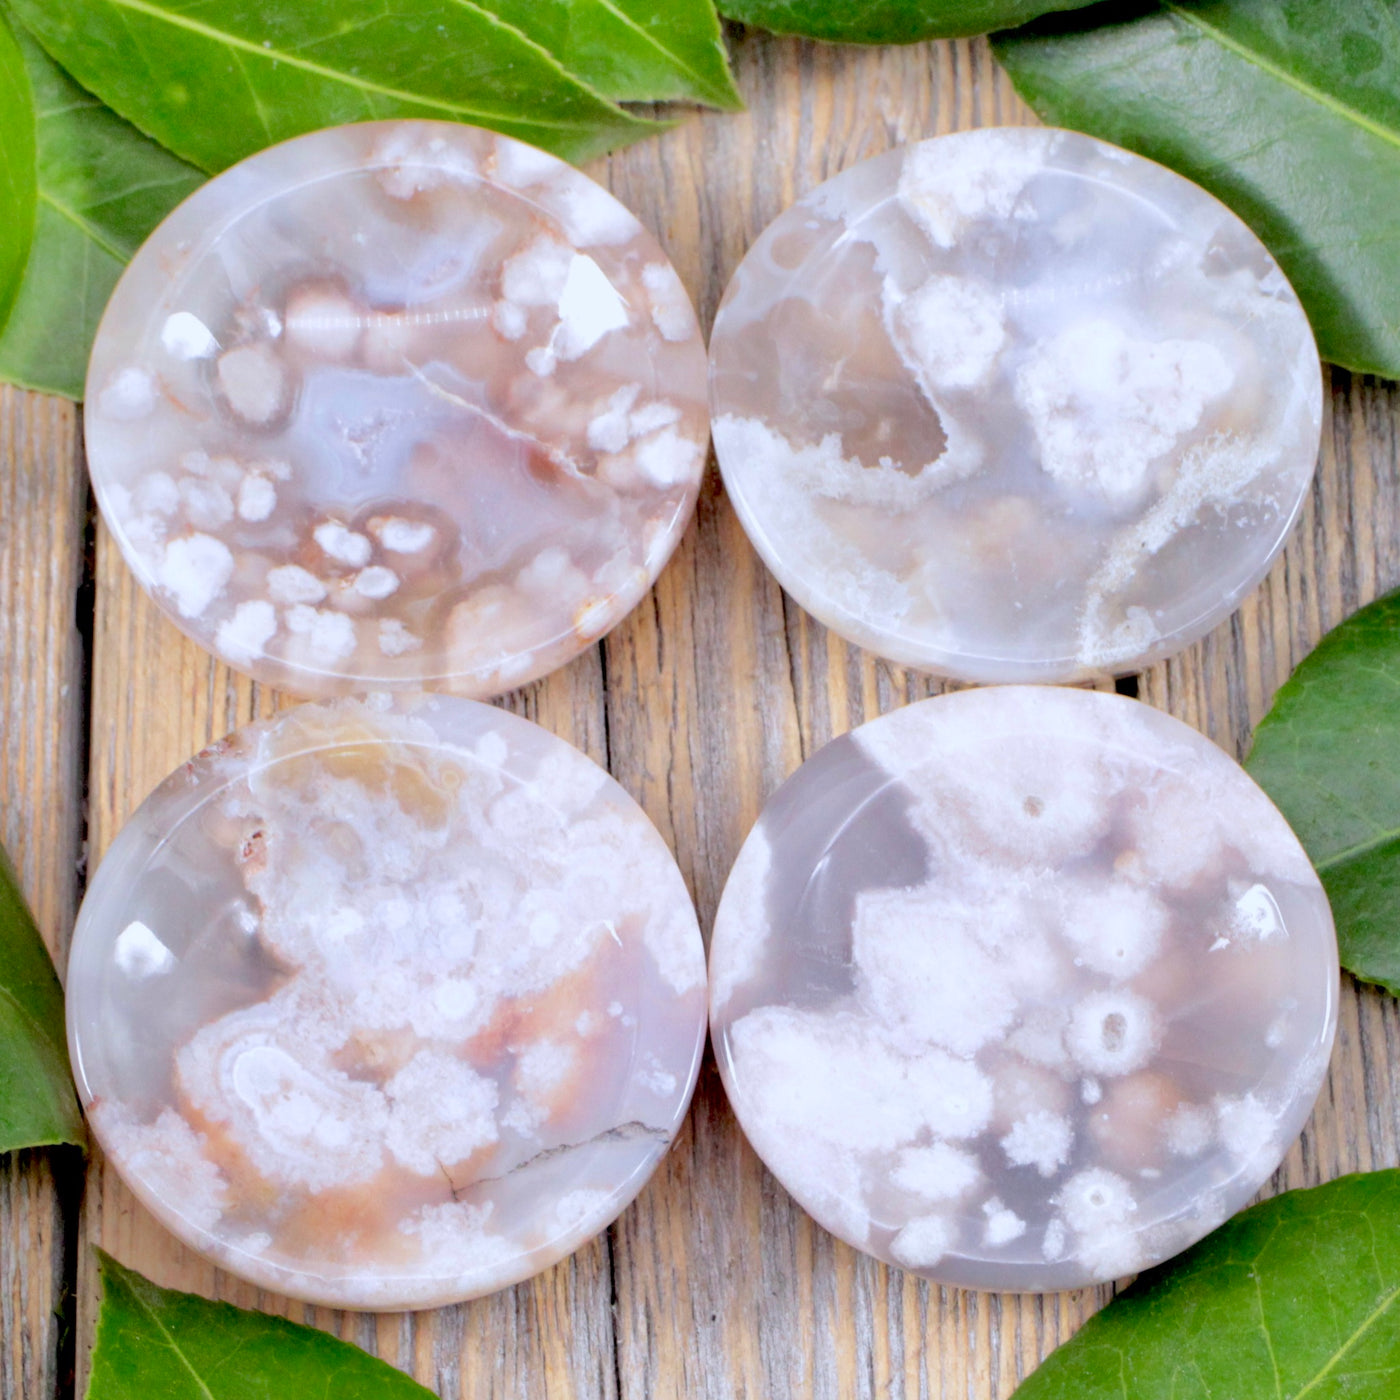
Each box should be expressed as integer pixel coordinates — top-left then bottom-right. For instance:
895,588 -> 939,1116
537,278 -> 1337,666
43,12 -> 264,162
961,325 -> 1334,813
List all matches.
710,687 -> 1337,1291
85,121 -> 708,697
709,128 -> 1322,682
68,696 -> 707,1308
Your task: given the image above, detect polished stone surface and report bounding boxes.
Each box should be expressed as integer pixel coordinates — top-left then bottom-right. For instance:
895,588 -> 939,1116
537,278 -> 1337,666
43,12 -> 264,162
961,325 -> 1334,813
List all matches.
710,688 -> 1337,1291
86,122 -> 708,697
68,696 -> 706,1308
709,128 -> 1322,682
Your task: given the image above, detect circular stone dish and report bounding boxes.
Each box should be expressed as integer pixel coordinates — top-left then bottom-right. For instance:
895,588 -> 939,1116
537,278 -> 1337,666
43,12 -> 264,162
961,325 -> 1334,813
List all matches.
85,121 -> 708,698
68,695 -> 706,1309
708,127 -> 1322,683
709,687 -> 1337,1291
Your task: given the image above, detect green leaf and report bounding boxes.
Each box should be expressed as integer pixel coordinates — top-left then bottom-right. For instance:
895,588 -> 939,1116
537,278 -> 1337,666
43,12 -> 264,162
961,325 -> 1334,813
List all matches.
9,0 -> 665,175
0,11 -> 37,335
89,1252 -> 437,1399
717,0 -> 1099,44
995,0 -> 1400,379
0,18 -> 204,399
1245,589 -> 1400,997
0,840 -> 83,1153
483,0 -> 742,108
1013,1172 -> 1400,1400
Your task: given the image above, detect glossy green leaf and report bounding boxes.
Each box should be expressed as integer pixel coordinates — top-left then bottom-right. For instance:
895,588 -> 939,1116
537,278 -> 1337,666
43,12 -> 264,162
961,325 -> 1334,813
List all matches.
0,19 -> 204,399
0,11 -> 37,336
1014,1172 -> 1400,1400
0,841 -> 83,1153
1245,589 -> 1400,997
9,0 -> 666,176
717,0 -> 1098,44
89,1252 -> 437,1399
484,0 -> 742,107
995,0 -> 1400,379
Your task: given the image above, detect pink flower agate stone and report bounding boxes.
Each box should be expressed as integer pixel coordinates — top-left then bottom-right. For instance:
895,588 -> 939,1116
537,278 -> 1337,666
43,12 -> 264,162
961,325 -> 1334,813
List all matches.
709,128 -> 1323,683
85,122 -> 708,697
67,696 -> 706,1308
710,688 -> 1337,1291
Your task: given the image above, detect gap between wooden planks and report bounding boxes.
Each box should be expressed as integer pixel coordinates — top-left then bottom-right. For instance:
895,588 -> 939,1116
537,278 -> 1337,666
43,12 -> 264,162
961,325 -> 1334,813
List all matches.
1,26 -> 1398,1400
1,391 -> 86,1400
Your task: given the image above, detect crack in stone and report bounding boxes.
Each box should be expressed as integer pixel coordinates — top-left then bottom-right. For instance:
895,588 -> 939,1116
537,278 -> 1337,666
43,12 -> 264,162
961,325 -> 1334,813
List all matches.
447,1120 -> 670,1198
400,357 -> 584,478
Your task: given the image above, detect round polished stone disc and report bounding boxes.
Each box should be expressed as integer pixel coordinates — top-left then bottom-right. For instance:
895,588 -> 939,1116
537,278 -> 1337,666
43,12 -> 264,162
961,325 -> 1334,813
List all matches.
86,121 -> 708,697
710,687 -> 1337,1291
709,128 -> 1322,683
68,696 -> 706,1308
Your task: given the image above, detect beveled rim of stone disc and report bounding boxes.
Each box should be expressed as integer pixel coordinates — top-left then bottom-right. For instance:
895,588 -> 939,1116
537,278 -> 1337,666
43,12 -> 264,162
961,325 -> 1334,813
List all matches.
707,127 -> 1323,684
67,694 -> 708,1308
708,686 -> 1338,1292
85,120 -> 708,699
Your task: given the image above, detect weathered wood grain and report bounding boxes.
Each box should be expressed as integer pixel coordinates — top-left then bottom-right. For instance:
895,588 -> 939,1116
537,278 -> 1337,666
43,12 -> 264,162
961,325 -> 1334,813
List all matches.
0,386 -> 87,1400
3,20 -> 1393,1400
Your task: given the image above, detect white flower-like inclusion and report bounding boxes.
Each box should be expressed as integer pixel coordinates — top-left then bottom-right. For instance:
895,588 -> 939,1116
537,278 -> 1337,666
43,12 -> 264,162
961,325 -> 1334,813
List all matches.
86,121 -> 709,699
69,696 -> 706,1308
710,687 -> 1338,1292
709,127 -> 1322,683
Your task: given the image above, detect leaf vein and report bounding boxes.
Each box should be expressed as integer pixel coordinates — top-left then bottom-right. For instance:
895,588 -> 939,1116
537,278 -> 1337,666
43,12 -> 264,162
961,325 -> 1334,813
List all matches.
89,0 -> 633,131
1254,1266 -> 1284,1400
588,0 -> 725,93
0,982 -> 64,1069
122,1277 -> 218,1400
1292,1280 -> 1400,1398
1313,824 -> 1400,874
37,190 -> 127,263
1163,3 -> 1400,154
229,45 -> 274,144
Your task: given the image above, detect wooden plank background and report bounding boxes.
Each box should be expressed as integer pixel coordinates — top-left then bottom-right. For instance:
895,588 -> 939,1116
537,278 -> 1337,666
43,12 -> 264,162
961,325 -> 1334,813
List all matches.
1,25 -> 1398,1400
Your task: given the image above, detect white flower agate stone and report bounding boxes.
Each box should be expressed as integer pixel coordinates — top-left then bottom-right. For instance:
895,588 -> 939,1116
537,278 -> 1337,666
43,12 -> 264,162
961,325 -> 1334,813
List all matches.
710,687 -> 1337,1291
67,696 -> 706,1308
708,128 -> 1323,682
85,121 -> 708,698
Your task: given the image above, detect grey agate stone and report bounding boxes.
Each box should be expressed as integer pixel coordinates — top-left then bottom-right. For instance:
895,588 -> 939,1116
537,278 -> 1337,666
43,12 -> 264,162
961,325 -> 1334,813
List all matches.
709,128 -> 1322,682
710,687 -> 1337,1292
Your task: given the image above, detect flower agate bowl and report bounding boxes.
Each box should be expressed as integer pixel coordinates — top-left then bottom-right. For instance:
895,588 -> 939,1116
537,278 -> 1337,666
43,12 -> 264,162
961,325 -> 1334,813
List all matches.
85,121 -> 709,698
68,696 -> 707,1309
708,128 -> 1323,683
710,687 -> 1338,1292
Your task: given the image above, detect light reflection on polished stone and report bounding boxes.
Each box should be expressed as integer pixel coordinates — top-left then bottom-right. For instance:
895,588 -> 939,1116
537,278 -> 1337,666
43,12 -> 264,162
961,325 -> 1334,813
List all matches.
86,121 -> 708,697
709,128 -> 1322,682
68,696 -> 706,1308
710,688 -> 1337,1291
